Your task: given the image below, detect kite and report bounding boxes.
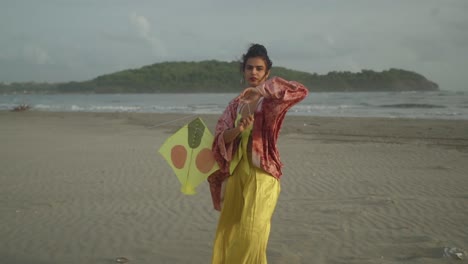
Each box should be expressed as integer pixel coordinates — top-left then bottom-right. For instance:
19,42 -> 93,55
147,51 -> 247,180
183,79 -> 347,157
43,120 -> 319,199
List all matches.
158,117 -> 219,195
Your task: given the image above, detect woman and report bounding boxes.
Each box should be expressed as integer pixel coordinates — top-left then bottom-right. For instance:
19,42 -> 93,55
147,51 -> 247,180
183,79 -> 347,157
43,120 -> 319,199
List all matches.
208,44 -> 308,263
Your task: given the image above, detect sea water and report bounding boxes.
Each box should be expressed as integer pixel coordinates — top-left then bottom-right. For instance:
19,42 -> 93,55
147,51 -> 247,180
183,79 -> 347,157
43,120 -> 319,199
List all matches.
1,90 -> 468,120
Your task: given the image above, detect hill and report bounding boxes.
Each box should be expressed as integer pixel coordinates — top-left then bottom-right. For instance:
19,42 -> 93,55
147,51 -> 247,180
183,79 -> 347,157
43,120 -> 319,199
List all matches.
0,60 -> 439,93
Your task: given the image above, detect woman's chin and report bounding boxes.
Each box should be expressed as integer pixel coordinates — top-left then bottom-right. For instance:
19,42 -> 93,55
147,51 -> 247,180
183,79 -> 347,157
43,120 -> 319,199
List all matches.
247,81 -> 259,87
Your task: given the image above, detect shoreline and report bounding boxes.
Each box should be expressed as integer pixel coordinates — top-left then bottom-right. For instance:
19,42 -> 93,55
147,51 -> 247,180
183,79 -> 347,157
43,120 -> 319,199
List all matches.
3,110 -> 468,141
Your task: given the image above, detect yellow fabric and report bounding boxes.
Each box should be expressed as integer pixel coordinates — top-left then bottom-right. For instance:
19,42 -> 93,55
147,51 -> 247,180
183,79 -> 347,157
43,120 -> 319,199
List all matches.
229,114 -> 251,176
212,113 -> 281,264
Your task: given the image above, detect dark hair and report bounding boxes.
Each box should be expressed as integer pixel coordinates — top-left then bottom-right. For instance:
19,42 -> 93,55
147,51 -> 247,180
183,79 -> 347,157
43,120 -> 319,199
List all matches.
240,43 -> 273,72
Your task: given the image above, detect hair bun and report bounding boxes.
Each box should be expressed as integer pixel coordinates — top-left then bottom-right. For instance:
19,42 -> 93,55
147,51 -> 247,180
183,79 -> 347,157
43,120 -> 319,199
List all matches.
240,43 -> 273,72
249,44 -> 268,54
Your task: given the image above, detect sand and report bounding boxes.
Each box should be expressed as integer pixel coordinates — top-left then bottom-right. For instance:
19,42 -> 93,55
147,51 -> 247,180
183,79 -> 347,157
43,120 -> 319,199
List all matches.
1,111 -> 467,264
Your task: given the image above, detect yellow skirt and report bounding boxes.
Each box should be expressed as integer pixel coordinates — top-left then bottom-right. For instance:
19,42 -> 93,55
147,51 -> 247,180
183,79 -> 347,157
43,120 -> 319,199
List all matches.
211,157 -> 281,264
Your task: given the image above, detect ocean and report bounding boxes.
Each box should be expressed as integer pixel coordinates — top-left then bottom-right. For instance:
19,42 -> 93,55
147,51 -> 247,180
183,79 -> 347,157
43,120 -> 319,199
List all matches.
1,90 -> 468,120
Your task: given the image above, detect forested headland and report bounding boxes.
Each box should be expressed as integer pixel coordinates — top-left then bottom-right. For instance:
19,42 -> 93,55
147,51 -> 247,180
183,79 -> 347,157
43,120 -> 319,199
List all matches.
0,60 -> 439,93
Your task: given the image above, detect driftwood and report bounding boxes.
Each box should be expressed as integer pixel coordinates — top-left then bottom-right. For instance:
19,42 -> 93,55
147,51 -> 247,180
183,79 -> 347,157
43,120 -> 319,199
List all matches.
11,104 -> 31,112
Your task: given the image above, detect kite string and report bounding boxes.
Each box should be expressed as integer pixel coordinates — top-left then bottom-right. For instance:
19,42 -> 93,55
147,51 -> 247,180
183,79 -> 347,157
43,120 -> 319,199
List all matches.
117,113 -> 200,136
148,113 -> 199,128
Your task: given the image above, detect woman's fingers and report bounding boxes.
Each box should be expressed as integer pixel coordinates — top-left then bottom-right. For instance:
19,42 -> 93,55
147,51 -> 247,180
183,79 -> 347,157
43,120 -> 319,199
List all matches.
247,115 -> 254,124
240,88 -> 261,103
238,115 -> 254,131
241,115 -> 254,127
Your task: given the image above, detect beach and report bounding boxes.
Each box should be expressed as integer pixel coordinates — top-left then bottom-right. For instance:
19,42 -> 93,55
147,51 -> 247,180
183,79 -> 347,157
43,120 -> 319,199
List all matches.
1,111 -> 467,264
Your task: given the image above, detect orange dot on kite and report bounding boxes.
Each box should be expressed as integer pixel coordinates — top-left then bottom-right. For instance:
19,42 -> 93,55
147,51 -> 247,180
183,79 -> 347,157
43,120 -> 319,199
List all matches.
195,148 -> 216,173
171,145 -> 187,169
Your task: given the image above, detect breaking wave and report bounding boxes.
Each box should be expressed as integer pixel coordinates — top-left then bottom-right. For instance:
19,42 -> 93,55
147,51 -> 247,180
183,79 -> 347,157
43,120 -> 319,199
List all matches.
379,103 -> 446,109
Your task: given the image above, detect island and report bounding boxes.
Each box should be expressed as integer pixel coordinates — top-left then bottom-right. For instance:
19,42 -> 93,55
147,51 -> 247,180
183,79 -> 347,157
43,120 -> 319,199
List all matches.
0,60 -> 439,93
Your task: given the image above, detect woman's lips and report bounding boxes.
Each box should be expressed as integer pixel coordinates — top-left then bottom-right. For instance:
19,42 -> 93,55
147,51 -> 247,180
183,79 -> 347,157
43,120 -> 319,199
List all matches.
249,77 -> 257,82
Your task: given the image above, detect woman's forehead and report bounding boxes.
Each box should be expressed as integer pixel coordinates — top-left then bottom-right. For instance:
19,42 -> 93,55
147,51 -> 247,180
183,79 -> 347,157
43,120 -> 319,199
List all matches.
246,57 -> 266,67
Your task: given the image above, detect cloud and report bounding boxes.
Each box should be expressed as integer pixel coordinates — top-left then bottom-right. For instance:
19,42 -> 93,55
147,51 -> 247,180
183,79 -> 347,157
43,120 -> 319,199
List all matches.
130,12 -> 150,37
129,12 -> 167,57
22,45 -> 52,65
0,0 -> 467,90
0,44 -> 52,65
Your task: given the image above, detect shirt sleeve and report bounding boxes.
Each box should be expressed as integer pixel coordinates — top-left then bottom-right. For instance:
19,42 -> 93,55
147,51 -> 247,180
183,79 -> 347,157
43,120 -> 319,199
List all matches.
207,170 -> 228,211
208,98 -> 240,211
257,76 -> 308,100
249,77 -> 309,179
256,76 -> 309,112
211,98 -> 239,170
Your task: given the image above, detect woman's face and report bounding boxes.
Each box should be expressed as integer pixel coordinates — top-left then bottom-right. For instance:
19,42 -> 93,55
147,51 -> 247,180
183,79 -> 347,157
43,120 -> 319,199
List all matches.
243,57 -> 269,87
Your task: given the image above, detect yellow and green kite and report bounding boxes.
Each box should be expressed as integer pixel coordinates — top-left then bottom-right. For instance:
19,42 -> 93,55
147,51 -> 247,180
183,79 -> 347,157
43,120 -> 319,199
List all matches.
158,117 -> 219,195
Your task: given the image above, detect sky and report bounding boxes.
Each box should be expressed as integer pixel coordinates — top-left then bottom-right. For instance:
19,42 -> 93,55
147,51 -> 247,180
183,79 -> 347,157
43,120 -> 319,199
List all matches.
1,0 -> 467,91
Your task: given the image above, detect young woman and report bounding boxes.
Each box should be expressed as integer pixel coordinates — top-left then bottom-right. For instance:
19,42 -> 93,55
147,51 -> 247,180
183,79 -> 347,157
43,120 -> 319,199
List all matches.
208,44 -> 309,263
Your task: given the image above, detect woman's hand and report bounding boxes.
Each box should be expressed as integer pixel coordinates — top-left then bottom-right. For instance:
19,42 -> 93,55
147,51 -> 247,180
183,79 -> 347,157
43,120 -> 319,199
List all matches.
240,87 -> 262,103
237,114 -> 254,132
222,115 -> 252,143
222,114 -> 254,143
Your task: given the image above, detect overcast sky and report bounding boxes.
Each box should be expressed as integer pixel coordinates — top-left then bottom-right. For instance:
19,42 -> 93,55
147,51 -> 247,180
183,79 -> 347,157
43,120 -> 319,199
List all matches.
1,0 -> 467,90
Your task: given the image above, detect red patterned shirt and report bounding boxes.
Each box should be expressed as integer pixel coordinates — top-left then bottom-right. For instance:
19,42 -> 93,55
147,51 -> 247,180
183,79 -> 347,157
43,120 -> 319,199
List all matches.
208,76 -> 309,210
